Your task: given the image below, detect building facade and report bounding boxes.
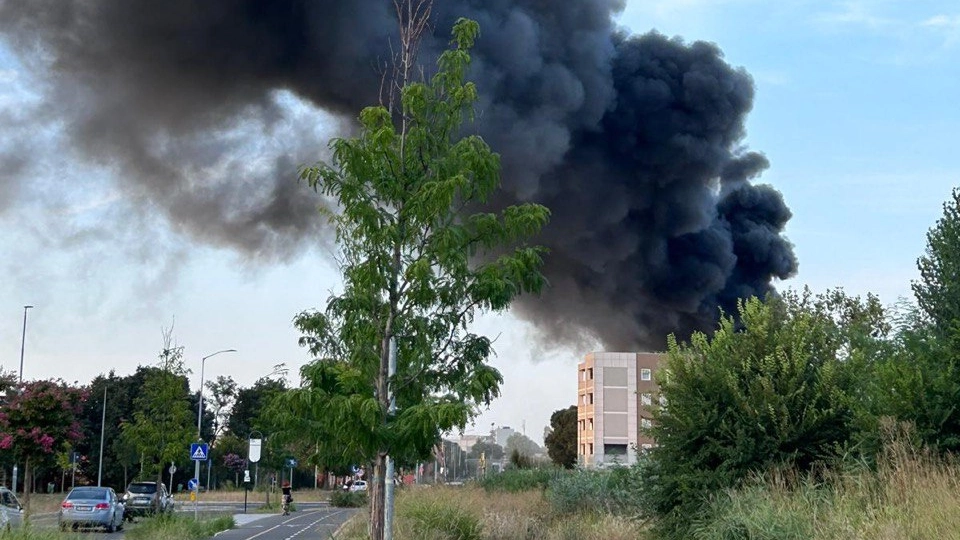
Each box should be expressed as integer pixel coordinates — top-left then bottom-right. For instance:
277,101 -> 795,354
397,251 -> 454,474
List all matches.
577,352 -> 662,467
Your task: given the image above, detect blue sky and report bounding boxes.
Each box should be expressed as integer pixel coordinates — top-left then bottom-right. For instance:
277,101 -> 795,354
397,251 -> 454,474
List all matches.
1,0 -> 958,444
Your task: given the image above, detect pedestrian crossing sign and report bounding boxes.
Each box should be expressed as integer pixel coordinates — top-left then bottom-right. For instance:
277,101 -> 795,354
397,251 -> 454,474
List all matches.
190,443 -> 209,461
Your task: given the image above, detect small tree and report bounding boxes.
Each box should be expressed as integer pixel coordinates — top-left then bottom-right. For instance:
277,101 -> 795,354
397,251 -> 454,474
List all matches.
0,379 -> 85,514
287,15 -> 548,539
544,406 -> 578,469
121,328 -> 195,486
504,432 -> 540,459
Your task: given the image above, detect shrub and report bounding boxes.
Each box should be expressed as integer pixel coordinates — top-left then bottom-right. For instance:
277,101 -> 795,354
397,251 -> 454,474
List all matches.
330,490 -> 368,508
398,499 -> 482,540
547,465 -> 645,516
477,467 -> 564,493
124,514 -> 233,540
641,292 -> 885,539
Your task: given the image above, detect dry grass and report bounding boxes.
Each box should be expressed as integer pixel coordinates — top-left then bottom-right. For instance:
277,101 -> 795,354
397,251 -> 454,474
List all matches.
694,423 -> 960,540
336,485 -> 645,540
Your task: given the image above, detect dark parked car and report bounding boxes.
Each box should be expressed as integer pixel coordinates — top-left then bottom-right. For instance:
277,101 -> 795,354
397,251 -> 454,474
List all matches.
122,481 -> 172,519
58,486 -> 125,532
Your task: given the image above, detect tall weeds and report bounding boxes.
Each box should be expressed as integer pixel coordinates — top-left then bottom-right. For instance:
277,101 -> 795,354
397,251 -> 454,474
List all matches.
691,423 -> 960,540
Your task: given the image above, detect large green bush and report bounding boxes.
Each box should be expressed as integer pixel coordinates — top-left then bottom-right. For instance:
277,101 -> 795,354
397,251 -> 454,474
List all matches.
640,291 -> 888,539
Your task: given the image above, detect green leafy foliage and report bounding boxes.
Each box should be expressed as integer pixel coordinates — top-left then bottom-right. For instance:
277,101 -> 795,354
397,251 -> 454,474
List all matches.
504,432 -> 540,461
468,440 -> 503,461
331,490 -> 369,508
400,499 -> 484,540
0,379 -> 86,512
544,406 -> 578,469
476,467 -> 561,493
124,513 -> 234,540
546,466 -> 645,516
273,17 -> 548,529
120,336 -> 195,483
913,187 -> 960,338
641,290 -> 888,539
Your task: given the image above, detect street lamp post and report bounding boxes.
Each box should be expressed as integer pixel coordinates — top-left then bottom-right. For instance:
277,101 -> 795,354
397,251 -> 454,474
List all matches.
18,305 -> 33,383
194,349 -> 235,519
97,386 -> 107,486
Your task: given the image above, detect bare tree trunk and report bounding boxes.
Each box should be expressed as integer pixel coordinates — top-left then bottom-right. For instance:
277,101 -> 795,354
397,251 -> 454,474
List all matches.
368,454 -> 386,540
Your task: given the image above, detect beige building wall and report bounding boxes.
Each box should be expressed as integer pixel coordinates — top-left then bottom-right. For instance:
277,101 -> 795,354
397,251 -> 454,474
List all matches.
577,351 -> 663,467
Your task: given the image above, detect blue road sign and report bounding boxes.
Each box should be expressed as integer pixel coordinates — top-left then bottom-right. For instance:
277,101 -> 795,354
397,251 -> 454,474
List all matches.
187,478 -> 198,491
190,443 -> 209,461
286,458 -> 297,468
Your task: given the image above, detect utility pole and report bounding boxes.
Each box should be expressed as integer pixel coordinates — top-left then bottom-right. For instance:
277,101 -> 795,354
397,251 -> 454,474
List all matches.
97,386 -> 107,486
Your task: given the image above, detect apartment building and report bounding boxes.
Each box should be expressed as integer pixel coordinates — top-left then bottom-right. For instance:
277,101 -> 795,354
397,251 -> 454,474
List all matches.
577,351 -> 662,467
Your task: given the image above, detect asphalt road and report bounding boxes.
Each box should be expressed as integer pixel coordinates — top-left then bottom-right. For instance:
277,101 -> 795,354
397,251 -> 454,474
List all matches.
25,501 -> 357,539
215,506 -> 358,540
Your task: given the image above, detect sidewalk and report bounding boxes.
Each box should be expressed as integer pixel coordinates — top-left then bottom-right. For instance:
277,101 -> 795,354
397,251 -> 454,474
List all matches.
233,513 -> 272,526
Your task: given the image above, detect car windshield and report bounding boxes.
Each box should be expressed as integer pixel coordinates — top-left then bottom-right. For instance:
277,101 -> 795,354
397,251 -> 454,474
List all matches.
127,484 -> 156,494
68,488 -> 107,500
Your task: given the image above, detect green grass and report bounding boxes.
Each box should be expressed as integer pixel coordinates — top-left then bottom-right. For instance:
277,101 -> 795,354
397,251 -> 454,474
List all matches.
123,513 -> 234,540
476,467 -> 566,493
330,490 -> 368,508
0,527 -> 87,540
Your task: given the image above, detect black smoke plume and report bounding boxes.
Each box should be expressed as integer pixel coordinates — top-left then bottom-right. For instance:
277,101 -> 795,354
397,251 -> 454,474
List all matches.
0,0 -> 797,350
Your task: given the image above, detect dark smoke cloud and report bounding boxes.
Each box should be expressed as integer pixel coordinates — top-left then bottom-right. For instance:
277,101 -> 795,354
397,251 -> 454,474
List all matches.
0,0 -> 796,350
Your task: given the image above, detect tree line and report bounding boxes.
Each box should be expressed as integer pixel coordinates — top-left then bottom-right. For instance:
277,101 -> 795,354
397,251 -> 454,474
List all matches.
0,328 -> 296,511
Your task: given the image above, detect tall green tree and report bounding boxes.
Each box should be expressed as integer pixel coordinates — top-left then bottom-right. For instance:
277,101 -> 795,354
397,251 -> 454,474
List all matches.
641,290 -> 887,539
504,432 -> 540,458
120,329 -> 195,486
284,15 -> 548,539
0,379 -> 85,514
544,406 -> 578,469
913,187 -> 960,339
227,375 -> 287,439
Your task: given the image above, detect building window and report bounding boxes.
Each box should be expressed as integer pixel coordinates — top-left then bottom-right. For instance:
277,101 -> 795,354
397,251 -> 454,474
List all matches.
588,418 -> 593,431
588,443 -> 593,455
604,444 -> 628,456
580,369 -> 585,381
641,368 -> 652,381
581,444 -> 586,455
641,392 -> 652,406
587,393 -> 594,405
587,368 -> 593,380
641,418 -> 652,429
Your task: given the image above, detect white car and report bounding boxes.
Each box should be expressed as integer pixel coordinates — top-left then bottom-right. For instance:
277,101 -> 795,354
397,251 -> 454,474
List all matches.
349,481 -> 367,492
0,487 -> 24,530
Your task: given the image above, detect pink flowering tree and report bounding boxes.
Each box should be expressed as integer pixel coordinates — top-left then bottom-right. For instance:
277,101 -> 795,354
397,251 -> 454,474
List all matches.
223,453 -> 246,486
0,379 -> 86,514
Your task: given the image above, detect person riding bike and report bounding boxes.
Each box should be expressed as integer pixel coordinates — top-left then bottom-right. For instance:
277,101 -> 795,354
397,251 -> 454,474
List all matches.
281,481 -> 293,515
